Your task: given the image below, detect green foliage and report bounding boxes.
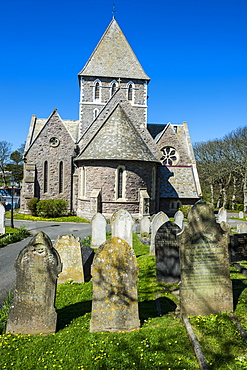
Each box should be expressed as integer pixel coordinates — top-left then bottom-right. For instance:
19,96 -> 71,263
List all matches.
0,226 -> 30,247
36,199 -> 68,218
179,205 -> 192,218
235,204 -> 244,211
0,292 -> 12,334
27,197 -> 39,216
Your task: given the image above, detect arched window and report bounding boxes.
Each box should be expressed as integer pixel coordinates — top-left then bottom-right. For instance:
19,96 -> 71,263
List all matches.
44,161 -> 48,193
111,83 -> 117,96
59,161 -> 63,194
127,84 -> 133,101
118,168 -> 123,199
94,80 -> 101,101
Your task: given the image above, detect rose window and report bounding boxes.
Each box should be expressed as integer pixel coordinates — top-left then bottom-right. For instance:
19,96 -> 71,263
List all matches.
161,146 -> 178,166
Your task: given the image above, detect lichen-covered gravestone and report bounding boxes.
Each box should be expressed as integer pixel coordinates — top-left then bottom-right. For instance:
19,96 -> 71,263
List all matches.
54,234 -> 84,284
150,211 -> 169,255
111,209 -> 133,247
237,223 -> 247,234
91,212 -> 106,249
155,221 -> 181,284
0,203 -> 5,234
6,232 -> 62,334
178,200 -> 233,317
90,237 -> 139,332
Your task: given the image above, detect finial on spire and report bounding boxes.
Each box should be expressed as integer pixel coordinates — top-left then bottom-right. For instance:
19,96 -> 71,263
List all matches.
112,3 -> 116,19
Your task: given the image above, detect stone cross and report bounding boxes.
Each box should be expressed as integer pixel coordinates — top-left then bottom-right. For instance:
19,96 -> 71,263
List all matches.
178,200 -> 233,317
6,232 -> 62,335
90,237 -> 139,332
111,209 -> 133,247
91,212 -> 107,249
54,234 -> 84,284
0,203 -> 5,234
150,211 -> 169,255
155,221 -> 181,284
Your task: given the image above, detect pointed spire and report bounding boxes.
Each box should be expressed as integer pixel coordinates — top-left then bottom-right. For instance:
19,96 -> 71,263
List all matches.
78,19 -> 150,80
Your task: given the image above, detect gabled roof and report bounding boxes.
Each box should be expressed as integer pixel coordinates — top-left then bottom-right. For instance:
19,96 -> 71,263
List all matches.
24,109 -> 79,154
78,19 -> 150,81
76,89 -> 159,162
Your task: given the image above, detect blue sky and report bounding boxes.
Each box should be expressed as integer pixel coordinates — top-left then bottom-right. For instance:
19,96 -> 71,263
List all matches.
1,0 -> 247,151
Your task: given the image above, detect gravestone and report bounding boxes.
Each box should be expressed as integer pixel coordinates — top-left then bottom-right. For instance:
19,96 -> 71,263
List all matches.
150,211 -> 169,255
217,207 -> 227,223
155,221 -> 181,284
91,213 -> 106,249
237,223 -> 247,234
239,211 -> 244,219
6,232 -> 62,335
174,210 -> 184,231
111,209 -> 133,247
90,237 -> 139,332
54,234 -> 84,284
178,200 -> 233,317
140,215 -> 150,234
0,203 -> 5,234
81,245 -> 95,279
229,234 -> 247,262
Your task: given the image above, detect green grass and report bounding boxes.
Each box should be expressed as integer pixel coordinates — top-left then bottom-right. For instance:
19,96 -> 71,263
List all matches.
0,227 -> 31,247
1,240 -> 247,369
5,211 -> 90,223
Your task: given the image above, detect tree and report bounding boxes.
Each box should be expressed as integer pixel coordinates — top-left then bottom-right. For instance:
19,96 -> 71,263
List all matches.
6,145 -> 25,185
0,141 -> 12,186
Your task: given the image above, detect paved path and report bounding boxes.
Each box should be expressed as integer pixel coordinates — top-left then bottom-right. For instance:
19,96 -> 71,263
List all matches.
0,220 -> 91,305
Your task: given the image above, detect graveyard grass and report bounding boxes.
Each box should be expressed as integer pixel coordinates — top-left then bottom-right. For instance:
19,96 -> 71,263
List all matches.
5,211 -> 90,223
1,238 -> 247,369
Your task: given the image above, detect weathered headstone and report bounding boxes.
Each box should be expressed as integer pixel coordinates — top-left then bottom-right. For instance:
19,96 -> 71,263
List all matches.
229,234 -> 247,262
217,207 -> 227,223
0,203 -> 5,234
237,223 -> 247,234
54,234 -> 84,284
81,245 -> 95,279
174,210 -> 184,231
111,209 -> 133,247
155,221 -> 181,284
140,215 -> 150,234
239,211 -> 244,219
178,201 -> 233,317
6,232 -> 62,335
150,211 -> 169,255
91,212 -> 107,249
90,237 -> 139,332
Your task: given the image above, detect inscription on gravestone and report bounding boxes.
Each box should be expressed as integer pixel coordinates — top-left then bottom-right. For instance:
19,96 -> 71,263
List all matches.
229,234 -> 247,262
150,211 -> 169,255
155,221 -> 181,284
6,232 -> 62,334
90,237 -> 139,332
178,201 -> 233,317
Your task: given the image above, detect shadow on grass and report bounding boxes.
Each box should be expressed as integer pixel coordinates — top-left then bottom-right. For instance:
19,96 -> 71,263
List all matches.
139,297 -> 177,324
56,300 -> 92,331
232,277 -> 247,309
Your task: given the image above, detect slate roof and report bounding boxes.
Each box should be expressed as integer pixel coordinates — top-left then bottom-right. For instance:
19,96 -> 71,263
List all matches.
76,89 -> 159,162
78,19 -> 150,81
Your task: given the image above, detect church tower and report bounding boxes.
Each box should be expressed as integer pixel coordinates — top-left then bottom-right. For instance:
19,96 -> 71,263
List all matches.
78,19 -> 150,136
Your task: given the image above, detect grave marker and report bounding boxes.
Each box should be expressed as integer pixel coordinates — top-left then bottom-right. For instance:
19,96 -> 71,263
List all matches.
0,203 -> 5,234
155,221 -> 181,284
178,201 -> 233,317
150,211 -> 169,255
91,212 -> 106,249
217,207 -> 227,223
54,234 -> 84,284
174,210 -> 184,231
90,237 -> 139,332
140,215 -> 150,234
237,223 -> 247,234
111,209 -> 133,247
6,232 -> 62,334
239,211 -> 244,219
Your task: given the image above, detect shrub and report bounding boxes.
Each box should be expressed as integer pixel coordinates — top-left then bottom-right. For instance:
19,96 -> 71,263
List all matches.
179,205 -> 192,218
235,203 -> 244,211
36,199 -> 68,218
27,197 -> 39,216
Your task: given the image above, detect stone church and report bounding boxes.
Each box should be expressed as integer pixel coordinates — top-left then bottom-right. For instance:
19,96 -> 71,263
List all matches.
20,18 -> 201,219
